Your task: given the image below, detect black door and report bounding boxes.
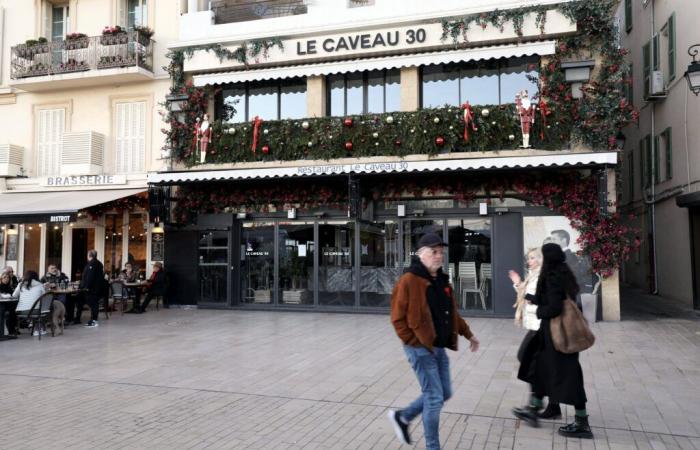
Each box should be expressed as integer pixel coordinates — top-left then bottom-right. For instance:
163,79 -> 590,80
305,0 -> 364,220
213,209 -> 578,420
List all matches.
164,229 -> 199,306
492,213 -> 523,316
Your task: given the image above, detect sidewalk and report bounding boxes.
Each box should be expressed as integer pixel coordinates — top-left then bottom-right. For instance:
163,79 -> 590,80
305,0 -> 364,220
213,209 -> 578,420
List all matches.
1,302 -> 700,449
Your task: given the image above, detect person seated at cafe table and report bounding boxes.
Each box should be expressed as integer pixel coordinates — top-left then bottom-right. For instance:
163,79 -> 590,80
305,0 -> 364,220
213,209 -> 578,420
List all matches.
41,264 -> 69,286
119,262 -> 138,283
3,266 -> 19,289
0,271 -> 18,339
13,270 -> 46,336
130,262 -> 166,313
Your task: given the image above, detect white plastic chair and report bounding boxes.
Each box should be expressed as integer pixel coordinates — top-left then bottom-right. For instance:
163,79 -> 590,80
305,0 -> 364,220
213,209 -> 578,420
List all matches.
458,262 -> 481,309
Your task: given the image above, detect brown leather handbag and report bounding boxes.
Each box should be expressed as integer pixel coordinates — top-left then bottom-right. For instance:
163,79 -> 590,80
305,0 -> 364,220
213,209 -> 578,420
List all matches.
550,298 -> 595,353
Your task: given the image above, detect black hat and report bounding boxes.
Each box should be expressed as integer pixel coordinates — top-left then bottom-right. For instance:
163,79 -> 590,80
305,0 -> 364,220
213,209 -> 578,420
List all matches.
417,232 -> 447,249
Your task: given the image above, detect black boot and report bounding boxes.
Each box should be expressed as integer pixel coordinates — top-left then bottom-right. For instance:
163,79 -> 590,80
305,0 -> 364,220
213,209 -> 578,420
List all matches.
512,405 -> 540,428
558,415 -> 593,439
538,403 -> 562,420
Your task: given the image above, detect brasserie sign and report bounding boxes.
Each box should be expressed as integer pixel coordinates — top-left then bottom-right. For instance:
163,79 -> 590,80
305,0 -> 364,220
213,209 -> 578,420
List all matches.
42,174 -> 127,187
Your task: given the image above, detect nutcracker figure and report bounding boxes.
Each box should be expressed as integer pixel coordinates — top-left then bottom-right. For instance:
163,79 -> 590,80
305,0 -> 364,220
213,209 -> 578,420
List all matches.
515,90 -> 536,148
194,114 -> 212,163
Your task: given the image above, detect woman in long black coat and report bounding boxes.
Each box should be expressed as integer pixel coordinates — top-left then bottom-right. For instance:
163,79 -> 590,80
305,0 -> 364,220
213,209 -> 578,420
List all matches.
512,243 -> 593,439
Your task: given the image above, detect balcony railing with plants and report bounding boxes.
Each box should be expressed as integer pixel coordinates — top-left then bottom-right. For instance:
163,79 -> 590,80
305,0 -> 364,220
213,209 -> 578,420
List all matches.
211,0 -> 307,25
10,31 -> 153,80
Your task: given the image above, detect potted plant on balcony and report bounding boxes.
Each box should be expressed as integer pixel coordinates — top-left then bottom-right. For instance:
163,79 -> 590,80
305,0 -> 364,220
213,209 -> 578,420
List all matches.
64,32 -> 89,50
134,25 -> 154,47
100,26 -> 128,45
58,58 -> 89,73
17,37 -> 49,59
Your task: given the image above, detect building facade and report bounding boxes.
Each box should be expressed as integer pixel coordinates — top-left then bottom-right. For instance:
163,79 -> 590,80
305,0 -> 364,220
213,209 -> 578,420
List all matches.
151,0 -> 632,319
0,0 -> 176,281
617,0 -> 700,308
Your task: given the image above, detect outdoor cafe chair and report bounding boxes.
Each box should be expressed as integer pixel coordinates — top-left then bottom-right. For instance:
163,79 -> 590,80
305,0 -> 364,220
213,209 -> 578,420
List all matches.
110,280 -> 129,315
16,293 -> 55,340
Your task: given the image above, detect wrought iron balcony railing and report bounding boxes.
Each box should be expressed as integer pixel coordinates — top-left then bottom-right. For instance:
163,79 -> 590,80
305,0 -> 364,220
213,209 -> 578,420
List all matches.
10,31 -> 153,80
211,0 -> 307,25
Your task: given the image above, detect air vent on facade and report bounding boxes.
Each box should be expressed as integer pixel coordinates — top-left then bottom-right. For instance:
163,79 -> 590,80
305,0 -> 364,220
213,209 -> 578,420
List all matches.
61,131 -> 104,175
0,144 -> 24,177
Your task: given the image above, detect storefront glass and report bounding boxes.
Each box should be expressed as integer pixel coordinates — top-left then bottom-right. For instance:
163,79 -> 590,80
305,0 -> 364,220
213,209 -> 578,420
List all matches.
128,213 -> 147,273
318,221 -> 355,306
71,228 -> 95,281
241,222 -> 275,304
447,219 -> 492,311
104,213 -> 124,278
278,222 -> 314,305
46,224 -> 63,271
360,221 -> 400,307
199,231 -> 228,304
402,220 -> 443,268
23,224 -> 41,273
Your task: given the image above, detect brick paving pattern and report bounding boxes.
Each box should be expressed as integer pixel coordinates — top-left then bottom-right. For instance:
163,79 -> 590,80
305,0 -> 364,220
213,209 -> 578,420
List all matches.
2,296 -> 700,449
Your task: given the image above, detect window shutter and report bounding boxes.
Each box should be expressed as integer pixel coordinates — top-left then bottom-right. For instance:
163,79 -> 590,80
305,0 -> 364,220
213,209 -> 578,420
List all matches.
644,135 -> 652,188
666,128 -> 673,180
115,101 -> 146,173
625,0 -> 632,32
36,108 -> 64,176
653,135 -> 660,184
652,34 -> 660,71
643,42 -> 651,98
668,14 -> 676,81
42,1 -> 52,40
628,152 -> 634,202
639,139 -> 646,190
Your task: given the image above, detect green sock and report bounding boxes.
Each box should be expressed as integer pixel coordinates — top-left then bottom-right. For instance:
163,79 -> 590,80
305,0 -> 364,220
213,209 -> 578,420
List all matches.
575,408 -> 587,417
530,396 -> 543,408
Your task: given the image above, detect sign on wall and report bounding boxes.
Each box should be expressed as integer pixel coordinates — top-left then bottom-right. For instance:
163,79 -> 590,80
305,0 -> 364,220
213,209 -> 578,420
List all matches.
151,232 -> 164,261
41,174 -> 127,187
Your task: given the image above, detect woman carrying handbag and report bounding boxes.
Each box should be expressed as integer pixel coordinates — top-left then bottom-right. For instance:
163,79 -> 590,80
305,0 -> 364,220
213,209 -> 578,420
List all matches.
512,243 -> 594,439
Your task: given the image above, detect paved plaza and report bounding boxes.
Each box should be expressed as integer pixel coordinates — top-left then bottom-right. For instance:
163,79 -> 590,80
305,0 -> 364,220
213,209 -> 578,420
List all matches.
2,291 -> 700,449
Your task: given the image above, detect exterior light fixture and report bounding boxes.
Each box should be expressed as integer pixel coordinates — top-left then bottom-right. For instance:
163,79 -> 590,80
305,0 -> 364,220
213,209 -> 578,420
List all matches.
685,44 -> 700,96
152,221 -> 164,234
561,60 -> 595,99
6,224 -> 17,235
165,93 -> 190,124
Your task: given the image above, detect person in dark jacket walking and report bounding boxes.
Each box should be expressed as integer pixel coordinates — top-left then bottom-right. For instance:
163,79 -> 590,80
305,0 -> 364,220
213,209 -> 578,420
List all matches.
137,262 -> 166,313
512,243 -> 593,439
387,233 -> 480,450
77,250 -> 104,328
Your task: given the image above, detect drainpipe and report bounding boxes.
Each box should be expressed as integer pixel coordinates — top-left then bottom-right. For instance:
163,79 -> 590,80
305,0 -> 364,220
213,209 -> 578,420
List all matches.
648,0 -> 659,294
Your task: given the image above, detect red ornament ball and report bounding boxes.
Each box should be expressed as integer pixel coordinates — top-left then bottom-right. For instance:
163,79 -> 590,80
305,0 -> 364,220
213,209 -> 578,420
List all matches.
343,118 -> 353,127
345,141 -> 353,151
394,139 -> 401,147
435,136 -> 445,146
262,145 -> 270,154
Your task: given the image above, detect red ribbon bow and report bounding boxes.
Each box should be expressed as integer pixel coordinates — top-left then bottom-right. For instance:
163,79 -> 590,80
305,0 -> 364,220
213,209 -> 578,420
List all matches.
251,116 -> 262,154
461,102 -> 477,142
538,99 -> 549,140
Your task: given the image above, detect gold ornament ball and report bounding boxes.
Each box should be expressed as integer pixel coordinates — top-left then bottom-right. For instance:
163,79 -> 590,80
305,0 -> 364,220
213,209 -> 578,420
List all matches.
263,129 -> 269,135
386,116 -> 394,124
301,121 -> 310,129
481,108 -> 490,117
491,121 -> 496,125
433,117 -> 440,124
508,134 -> 515,141
307,141 -> 313,147
372,132 -> 379,138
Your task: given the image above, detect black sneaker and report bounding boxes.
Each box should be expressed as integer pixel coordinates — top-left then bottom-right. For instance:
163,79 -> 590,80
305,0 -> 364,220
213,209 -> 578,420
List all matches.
558,415 -> 593,439
538,403 -> 562,420
387,410 -> 411,445
513,405 -> 540,428
84,320 -> 99,328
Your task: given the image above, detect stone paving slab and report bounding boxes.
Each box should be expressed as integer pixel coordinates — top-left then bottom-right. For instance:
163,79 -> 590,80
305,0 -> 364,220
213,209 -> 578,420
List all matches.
1,307 -> 700,449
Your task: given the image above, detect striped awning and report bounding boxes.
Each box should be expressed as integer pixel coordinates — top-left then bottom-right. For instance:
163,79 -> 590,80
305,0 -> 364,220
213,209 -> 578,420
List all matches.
193,40 -> 555,86
148,151 -> 617,185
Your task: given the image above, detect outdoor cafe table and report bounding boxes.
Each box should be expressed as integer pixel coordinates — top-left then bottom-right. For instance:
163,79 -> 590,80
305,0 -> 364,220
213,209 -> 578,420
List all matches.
0,294 -> 16,338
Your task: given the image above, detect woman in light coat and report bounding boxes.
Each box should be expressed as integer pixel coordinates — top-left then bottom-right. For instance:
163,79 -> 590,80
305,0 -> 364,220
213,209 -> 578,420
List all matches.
14,270 -> 46,313
509,248 -> 561,420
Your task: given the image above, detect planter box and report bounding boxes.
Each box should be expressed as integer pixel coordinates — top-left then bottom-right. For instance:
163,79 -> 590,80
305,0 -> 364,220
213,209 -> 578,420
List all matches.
100,33 -> 129,46
64,39 -> 89,50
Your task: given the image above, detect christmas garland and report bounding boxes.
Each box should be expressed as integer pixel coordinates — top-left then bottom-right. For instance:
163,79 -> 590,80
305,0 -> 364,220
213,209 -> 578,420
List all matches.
440,5 -> 549,42
173,172 -> 639,277
83,192 -> 149,221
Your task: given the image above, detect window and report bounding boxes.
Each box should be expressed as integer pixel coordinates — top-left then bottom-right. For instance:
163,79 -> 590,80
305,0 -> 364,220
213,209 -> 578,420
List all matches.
23,224 -> 41,274
625,0 -> 632,32
653,135 -> 660,184
36,108 -> 65,176
115,101 -> 146,173
640,135 -> 653,189
327,69 -> 400,116
46,224 -> 63,269
624,64 -> 634,106
661,127 -> 672,181
642,41 -> 651,98
122,0 -> 148,29
51,5 -> 69,42
628,152 -> 634,202
219,78 -> 307,123
639,138 -> 646,190
666,14 -> 676,81
421,56 -> 539,108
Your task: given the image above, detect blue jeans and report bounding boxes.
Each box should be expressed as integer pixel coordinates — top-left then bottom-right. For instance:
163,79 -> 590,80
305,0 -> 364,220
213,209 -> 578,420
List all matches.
401,345 -> 452,450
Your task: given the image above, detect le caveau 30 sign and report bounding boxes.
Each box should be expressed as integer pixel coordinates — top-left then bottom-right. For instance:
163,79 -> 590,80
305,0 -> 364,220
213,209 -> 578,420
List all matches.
296,28 -> 427,55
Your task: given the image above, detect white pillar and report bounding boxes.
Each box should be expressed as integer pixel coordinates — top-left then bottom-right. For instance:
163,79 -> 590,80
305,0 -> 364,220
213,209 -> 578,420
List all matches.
602,167 -> 621,321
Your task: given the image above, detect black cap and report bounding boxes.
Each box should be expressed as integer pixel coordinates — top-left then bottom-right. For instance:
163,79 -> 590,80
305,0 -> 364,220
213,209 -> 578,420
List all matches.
417,233 -> 447,249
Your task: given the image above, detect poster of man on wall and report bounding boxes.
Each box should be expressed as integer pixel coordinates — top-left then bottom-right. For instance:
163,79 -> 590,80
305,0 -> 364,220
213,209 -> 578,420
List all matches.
523,216 -> 595,294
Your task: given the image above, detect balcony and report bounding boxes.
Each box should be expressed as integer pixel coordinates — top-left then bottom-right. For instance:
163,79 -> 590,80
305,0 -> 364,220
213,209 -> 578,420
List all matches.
211,0 -> 307,25
9,32 -> 154,92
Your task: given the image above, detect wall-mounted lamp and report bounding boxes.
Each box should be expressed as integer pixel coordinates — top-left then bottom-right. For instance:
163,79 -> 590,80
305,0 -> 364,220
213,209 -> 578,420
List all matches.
6,224 -> 17,235
236,212 -> 248,219
397,204 -> 406,217
287,208 -> 297,219
561,59 -> 595,99
165,93 -> 190,124
685,44 -> 700,96
479,202 -> 488,216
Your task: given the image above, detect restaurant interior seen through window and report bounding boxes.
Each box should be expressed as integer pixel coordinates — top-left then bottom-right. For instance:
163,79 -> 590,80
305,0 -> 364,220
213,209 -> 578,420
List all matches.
23,224 -> 42,274
218,77 -> 307,123
421,56 -> 539,107
327,69 -> 401,116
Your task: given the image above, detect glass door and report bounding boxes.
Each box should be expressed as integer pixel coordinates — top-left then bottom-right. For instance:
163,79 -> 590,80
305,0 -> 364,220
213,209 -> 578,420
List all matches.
447,218 -> 492,311
198,231 -> 229,304
51,5 -> 69,66
240,222 -> 275,304
278,222 -> 314,306
360,221 -> 400,307
318,221 -> 355,306
402,220 -> 444,268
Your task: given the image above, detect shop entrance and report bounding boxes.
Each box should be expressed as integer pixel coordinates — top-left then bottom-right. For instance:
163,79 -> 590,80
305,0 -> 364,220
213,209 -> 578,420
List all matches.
71,228 -> 94,281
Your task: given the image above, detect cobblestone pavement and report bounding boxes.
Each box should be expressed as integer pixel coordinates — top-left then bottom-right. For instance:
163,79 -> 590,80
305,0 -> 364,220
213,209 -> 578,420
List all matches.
2,298 -> 700,449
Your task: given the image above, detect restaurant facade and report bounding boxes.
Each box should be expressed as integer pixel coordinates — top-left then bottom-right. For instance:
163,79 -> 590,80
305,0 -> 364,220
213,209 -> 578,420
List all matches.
150,0 -> 636,320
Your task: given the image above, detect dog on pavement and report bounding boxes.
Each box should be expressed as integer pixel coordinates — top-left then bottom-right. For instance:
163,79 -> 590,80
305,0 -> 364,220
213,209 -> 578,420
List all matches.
51,301 -> 65,336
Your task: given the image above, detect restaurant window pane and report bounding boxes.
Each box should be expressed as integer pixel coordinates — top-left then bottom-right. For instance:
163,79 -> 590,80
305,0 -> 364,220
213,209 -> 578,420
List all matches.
367,70 -> 385,114
241,222 -> 275,304
360,221 -> 400,307
500,56 -> 539,103
422,64 -> 459,108
328,74 -> 345,117
345,72 -> 364,115
104,214 -> 124,278
128,213 -> 147,274
280,79 -> 307,119
448,218 -> 492,311
403,220 -> 443,268
319,221 -> 355,306
46,224 -> 63,271
278,222 -> 314,305
248,83 -> 278,120
223,86 -> 245,123
459,61 -> 499,105
23,224 -> 42,274
199,231 -> 229,304
71,228 -> 95,281
385,69 -> 401,113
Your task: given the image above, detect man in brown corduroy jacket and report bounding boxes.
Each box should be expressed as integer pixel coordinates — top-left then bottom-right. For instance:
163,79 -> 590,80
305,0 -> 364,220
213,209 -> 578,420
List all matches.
387,232 -> 479,450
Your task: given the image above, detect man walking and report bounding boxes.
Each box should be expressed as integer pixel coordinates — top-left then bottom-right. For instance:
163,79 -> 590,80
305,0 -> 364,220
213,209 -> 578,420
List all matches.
78,250 -> 104,328
387,233 -> 480,449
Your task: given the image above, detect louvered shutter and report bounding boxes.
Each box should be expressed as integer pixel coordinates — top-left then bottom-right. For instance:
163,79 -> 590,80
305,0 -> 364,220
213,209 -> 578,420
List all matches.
36,108 -> 64,176
115,101 -> 146,173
